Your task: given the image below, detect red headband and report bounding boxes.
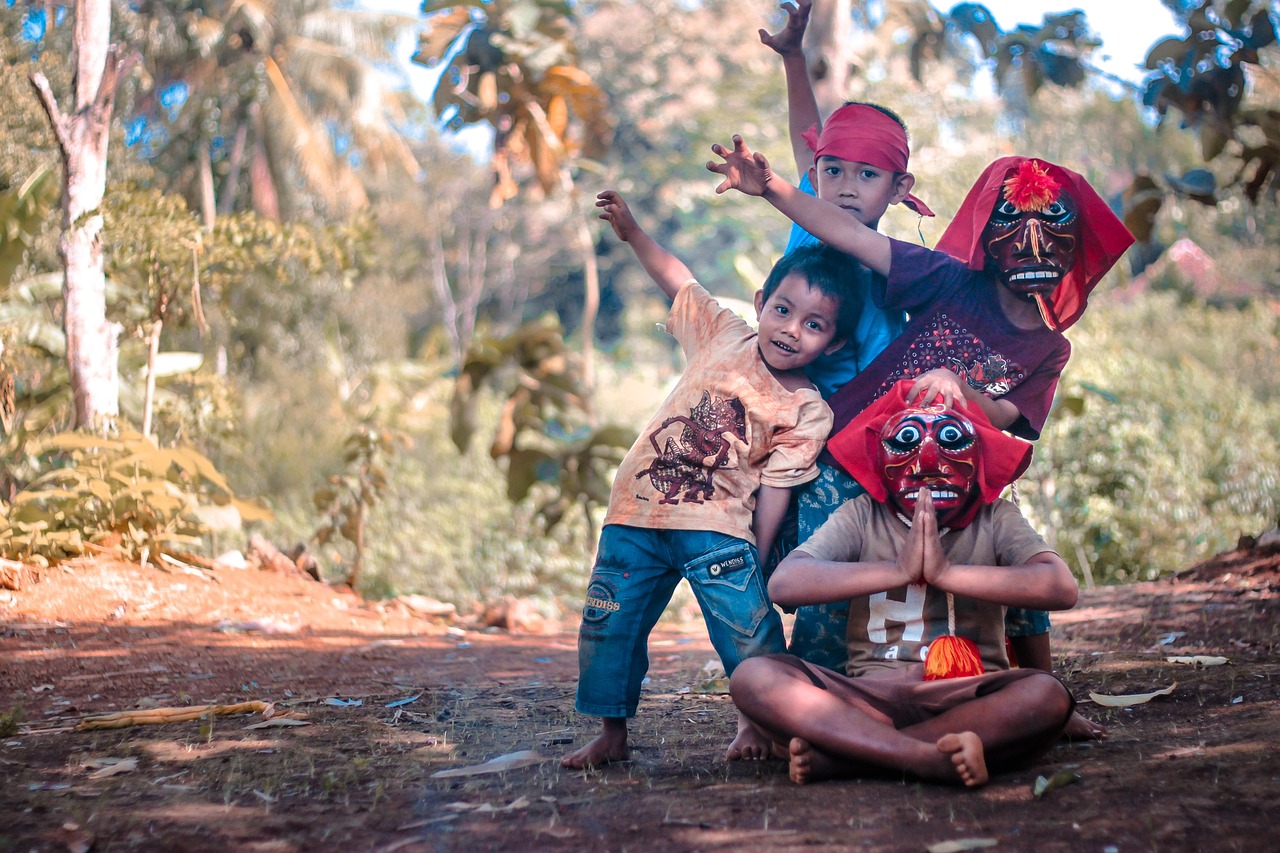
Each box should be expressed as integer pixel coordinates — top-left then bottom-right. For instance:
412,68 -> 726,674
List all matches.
933,156 -> 1134,330
802,104 -> 935,217
826,380 -> 1033,527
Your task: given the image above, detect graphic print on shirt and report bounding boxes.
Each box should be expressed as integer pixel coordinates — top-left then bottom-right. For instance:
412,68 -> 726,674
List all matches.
864,585 -> 945,663
634,391 -> 747,505
879,313 -> 1025,400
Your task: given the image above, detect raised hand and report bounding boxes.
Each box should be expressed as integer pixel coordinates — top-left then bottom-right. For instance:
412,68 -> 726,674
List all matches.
916,488 -> 953,586
707,135 -> 774,197
596,189 -> 640,242
759,0 -> 811,57
908,368 -> 969,411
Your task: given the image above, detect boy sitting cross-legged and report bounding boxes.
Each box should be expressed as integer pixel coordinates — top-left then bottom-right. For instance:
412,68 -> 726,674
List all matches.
562,190 -> 866,768
729,381 -> 1079,786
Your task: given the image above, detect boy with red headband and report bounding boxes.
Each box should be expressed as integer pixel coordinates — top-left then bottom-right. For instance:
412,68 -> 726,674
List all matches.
760,0 -> 933,402
709,135 -> 1133,737
729,381 -> 1079,786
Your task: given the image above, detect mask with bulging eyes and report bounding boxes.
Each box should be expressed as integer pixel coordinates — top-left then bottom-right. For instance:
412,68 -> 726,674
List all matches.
878,404 -> 981,527
982,160 -> 1082,301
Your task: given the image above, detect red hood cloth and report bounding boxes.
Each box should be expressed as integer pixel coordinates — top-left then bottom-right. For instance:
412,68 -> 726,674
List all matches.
933,156 -> 1135,331
803,104 -> 935,217
826,380 -> 1033,529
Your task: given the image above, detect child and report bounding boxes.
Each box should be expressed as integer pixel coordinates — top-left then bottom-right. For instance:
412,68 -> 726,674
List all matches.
561,190 -> 865,769
708,136 -> 1133,737
760,0 -> 934,400
729,382 -> 1079,786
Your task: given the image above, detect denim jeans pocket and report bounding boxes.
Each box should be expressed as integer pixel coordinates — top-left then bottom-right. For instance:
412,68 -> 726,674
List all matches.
684,540 -> 770,637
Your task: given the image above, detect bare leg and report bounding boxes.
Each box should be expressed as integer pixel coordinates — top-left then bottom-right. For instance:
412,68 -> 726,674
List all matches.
561,716 -> 628,769
726,711 -> 775,761
1013,633 -> 1106,741
733,658 -> 1071,785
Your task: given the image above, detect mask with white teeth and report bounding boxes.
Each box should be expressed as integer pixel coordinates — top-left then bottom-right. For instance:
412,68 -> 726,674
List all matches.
877,403 -> 982,528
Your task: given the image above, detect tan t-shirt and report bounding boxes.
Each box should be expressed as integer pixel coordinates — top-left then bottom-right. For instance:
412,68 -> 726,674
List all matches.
604,284 -> 832,545
797,496 -> 1055,677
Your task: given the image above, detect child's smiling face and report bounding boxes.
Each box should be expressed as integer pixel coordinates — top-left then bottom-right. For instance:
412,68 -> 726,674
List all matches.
753,273 -> 846,376
810,155 -> 912,230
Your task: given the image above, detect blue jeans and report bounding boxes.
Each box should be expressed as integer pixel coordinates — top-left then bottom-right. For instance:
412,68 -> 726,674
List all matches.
787,462 -> 1051,672
575,524 -> 786,718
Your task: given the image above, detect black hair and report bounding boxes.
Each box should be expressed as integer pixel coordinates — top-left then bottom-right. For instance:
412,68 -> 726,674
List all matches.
843,99 -> 909,138
761,244 -> 867,347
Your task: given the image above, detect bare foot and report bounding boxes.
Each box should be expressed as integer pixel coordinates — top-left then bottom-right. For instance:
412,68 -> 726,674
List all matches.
936,732 -> 988,787
1063,710 -> 1106,741
787,737 -> 843,785
561,721 -> 628,769
726,714 -> 774,761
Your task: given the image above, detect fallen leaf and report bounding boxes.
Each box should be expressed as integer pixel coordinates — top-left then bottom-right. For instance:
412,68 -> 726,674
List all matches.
430,750 -> 548,778
1166,655 -> 1229,667
386,694 -> 422,708
1088,683 -> 1177,707
87,757 -> 139,779
324,697 -> 363,707
927,838 -> 998,853
245,718 -> 311,729
1033,768 -> 1082,798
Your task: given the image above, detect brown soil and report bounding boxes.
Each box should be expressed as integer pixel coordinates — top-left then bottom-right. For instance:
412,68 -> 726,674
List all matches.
2,545 -> 1278,853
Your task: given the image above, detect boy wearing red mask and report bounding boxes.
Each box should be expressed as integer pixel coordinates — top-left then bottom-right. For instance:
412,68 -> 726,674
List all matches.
729,382 -> 1079,786
709,134 -> 1133,738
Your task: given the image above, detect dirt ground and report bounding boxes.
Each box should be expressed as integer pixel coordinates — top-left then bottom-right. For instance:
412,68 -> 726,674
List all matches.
2,542 -> 1278,853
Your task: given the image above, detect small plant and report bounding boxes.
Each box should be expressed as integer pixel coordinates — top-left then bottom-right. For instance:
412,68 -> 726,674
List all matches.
312,424 -> 409,588
0,429 -> 270,564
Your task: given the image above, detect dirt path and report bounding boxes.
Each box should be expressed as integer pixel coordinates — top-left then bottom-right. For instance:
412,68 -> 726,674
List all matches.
2,551 -> 1278,852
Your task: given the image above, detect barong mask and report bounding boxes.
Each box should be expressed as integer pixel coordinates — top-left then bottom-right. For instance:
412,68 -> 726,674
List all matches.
879,406 -> 981,528
982,162 -> 1081,315
933,156 -> 1135,332
827,380 -> 1033,529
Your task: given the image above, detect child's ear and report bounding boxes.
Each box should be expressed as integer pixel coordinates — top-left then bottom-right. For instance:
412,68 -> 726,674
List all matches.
891,172 -> 916,204
753,288 -> 765,319
823,335 -> 847,356
807,164 -> 820,190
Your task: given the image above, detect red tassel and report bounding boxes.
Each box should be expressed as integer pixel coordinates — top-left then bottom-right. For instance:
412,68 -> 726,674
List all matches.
924,635 -> 985,680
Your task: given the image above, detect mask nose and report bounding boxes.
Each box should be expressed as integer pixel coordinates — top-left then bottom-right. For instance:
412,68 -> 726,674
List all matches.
1014,218 -> 1052,261
914,436 -> 942,472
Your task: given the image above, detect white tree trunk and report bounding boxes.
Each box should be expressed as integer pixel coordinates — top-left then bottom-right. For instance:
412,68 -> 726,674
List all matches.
808,0 -> 854,115
30,0 -> 131,431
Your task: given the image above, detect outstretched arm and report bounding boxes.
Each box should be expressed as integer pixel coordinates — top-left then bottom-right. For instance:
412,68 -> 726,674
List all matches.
760,0 -> 820,179
708,135 -> 893,276
908,368 -> 1020,430
597,190 -> 694,301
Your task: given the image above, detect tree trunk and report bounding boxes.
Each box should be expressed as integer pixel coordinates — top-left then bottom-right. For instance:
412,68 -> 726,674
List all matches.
29,0 -> 132,432
807,0 -> 854,115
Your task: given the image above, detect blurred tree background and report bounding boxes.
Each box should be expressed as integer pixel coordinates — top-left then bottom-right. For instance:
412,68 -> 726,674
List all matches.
1,0 -> 1276,613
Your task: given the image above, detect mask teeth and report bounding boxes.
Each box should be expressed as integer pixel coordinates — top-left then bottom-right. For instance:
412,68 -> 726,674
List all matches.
1032,292 -> 1060,331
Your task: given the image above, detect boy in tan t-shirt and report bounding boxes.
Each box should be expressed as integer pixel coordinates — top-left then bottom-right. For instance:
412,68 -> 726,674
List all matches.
730,381 -> 1079,786
562,190 -> 865,769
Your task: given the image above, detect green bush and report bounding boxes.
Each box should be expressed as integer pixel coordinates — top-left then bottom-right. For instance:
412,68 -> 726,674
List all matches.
1021,292 -> 1280,583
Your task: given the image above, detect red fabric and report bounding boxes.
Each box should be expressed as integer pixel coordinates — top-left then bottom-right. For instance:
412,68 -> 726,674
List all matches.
802,104 -> 935,217
827,380 -> 1033,528
933,156 -> 1134,330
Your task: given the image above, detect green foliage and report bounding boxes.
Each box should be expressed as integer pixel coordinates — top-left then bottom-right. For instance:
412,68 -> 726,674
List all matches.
0,165 -> 58,288
451,316 -> 633,536
1022,293 -> 1280,582
0,429 -> 267,565
312,424 -> 409,587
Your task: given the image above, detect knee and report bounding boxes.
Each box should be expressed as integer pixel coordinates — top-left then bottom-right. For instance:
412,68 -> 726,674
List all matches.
729,655 -> 779,704
1025,672 -> 1074,720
